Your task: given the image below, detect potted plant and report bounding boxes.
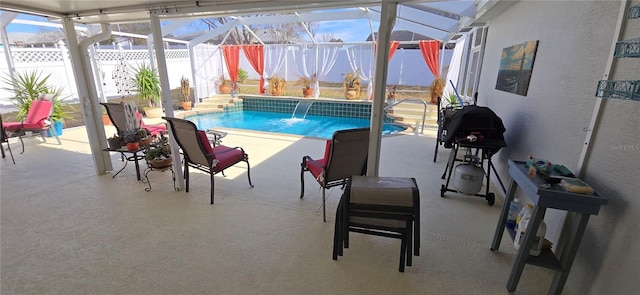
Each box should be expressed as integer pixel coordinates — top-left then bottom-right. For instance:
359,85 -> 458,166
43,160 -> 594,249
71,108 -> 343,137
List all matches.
216,76 -> 233,94
145,134 -> 172,168
342,70 -> 361,100
230,82 -> 240,98
122,129 -> 142,151
443,91 -> 461,108
428,76 -> 446,104
107,133 -> 123,149
387,85 -> 398,100
269,76 -> 286,96
101,106 -> 112,125
297,74 -> 316,98
180,76 -> 192,110
132,63 -> 162,118
137,128 -> 153,147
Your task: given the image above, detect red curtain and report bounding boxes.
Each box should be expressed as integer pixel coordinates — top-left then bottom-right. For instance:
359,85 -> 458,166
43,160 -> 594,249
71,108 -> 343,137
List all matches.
388,41 -> 400,60
242,45 -> 265,94
419,40 -> 440,76
374,41 -> 402,60
222,45 -> 240,84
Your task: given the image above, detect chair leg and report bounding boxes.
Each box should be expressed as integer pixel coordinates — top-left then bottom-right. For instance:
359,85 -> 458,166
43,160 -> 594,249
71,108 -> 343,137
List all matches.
184,163 -> 190,193
245,159 -> 254,187
1,141 -> 15,164
333,200 -> 342,260
322,186 -> 326,222
299,162 -> 306,198
18,135 -> 25,154
214,172 -> 215,205
406,221 -> 413,267
399,232 -> 407,272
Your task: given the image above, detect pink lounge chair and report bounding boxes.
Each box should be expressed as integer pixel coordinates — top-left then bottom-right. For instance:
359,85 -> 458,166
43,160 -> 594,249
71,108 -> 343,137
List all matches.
2,98 -> 61,154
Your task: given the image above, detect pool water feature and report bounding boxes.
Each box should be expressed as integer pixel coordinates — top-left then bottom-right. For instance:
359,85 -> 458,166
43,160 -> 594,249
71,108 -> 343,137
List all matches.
186,110 -> 406,139
291,100 -> 314,119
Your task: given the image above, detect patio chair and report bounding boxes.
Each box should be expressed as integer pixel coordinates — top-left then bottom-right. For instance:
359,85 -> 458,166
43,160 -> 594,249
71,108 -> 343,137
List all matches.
163,117 -> 254,204
300,127 -> 370,222
0,114 -> 16,164
101,102 -> 167,137
2,97 -> 61,154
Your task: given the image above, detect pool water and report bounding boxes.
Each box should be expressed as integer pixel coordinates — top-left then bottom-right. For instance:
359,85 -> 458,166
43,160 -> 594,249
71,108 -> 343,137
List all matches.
186,110 -> 406,139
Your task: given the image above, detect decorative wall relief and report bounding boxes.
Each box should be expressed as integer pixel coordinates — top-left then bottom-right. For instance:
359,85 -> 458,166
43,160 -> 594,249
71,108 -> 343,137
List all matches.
495,40 -> 539,96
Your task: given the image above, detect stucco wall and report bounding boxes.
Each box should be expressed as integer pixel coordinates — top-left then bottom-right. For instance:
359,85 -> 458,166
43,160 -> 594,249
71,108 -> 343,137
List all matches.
478,1 -> 640,294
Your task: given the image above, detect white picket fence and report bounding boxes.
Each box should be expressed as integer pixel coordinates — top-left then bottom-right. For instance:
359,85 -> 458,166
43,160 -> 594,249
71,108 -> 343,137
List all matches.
0,44 -> 452,111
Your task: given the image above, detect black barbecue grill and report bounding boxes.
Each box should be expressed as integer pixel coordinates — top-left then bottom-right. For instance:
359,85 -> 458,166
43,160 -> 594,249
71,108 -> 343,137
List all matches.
438,105 -> 507,205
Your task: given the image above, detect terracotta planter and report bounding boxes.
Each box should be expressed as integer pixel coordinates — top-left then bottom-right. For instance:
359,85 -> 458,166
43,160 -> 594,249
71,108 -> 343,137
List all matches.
345,88 -> 358,100
149,158 -> 173,168
302,88 -> 313,98
387,94 -> 397,100
102,114 -> 112,125
219,85 -> 231,94
126,142 -> 140,152
139,136 -> 154,148
143,106 -> 163,119
181,101 -> 192,110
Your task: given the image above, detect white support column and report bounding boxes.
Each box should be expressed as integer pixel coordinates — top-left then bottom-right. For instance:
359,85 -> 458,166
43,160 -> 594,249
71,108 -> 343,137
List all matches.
367,1 -> 397,177
151,13 -> 184,189
188,44 -> 200,106
57,40 -> 78,99
1,12 -> 17,78
61,19 -> 113,174
576,0 -> 628,177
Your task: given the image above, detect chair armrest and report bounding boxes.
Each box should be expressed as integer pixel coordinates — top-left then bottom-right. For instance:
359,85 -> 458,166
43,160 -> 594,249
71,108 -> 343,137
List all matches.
207,146 -> 247,158
302,155 -> 324,169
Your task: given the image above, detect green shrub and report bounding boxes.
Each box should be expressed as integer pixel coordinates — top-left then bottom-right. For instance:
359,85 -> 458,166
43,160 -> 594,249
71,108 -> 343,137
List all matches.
238,68 -> 249,83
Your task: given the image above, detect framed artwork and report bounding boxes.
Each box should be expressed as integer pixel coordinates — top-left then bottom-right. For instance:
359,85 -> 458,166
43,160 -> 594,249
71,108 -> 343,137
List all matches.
495,40 -> 539,96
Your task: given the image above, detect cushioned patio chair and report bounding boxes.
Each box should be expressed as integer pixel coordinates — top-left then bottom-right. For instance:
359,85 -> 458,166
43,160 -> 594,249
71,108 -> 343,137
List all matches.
2,97 -> 61,154
0,114 -> 16,164
163,117 -> 254,204
300,127 -> 370,222
101,102 -> 167,136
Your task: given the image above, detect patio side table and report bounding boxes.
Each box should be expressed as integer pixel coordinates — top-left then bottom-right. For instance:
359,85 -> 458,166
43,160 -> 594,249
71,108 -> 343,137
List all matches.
142,160 -> 179,192
103,146 -> 145,181
490,160 -> 608,295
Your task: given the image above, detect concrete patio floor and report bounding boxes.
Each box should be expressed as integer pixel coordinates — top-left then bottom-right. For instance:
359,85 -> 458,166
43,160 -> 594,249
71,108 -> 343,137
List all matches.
0,125 -> 570,294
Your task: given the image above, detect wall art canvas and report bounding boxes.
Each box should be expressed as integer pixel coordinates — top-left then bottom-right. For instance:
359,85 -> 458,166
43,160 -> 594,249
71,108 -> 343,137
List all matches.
495,40 -> 539,96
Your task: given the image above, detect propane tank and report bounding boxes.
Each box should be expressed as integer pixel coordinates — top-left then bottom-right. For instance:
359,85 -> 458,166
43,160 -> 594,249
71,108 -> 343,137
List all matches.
453,155 -> 484,195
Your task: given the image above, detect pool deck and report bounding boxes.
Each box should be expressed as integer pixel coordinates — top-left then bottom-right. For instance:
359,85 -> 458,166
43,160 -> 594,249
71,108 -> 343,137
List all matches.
0,124 -> 568,294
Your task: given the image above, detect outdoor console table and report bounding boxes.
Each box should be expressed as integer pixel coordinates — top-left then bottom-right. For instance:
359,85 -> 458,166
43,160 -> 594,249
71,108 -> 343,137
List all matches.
490,160 -> 608,295
103,146 -> 145,181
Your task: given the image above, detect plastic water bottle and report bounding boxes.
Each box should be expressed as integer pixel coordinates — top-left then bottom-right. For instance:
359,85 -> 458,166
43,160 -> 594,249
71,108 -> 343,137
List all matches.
506,196 -> 523,229
513,216 -> 547,256
515,203 -> 534,232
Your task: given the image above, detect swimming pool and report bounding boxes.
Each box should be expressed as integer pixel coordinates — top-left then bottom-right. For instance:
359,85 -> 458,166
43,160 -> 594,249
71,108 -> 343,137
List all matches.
186,110 -> 407,139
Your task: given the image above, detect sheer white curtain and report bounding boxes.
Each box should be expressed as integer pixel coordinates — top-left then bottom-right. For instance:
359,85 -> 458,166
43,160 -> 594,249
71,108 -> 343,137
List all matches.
345,43 -> 375,99
442,35 -> 466,106
292,44 -> 315,80
313,44 -> 342,97
193,44 -> 221,98
263,45 -> 288,95
292,44 -> 342,97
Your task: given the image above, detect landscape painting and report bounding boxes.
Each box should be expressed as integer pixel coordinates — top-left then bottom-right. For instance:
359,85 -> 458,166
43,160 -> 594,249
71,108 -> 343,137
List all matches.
495,40 -> 539,96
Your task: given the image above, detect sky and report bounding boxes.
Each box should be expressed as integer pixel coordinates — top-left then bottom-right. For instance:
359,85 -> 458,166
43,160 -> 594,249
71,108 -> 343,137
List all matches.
4,12 -> 378,43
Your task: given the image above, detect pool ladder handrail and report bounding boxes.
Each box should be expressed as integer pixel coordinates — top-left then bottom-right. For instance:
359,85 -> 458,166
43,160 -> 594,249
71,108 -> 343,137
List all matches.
384,99 -> 427,134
